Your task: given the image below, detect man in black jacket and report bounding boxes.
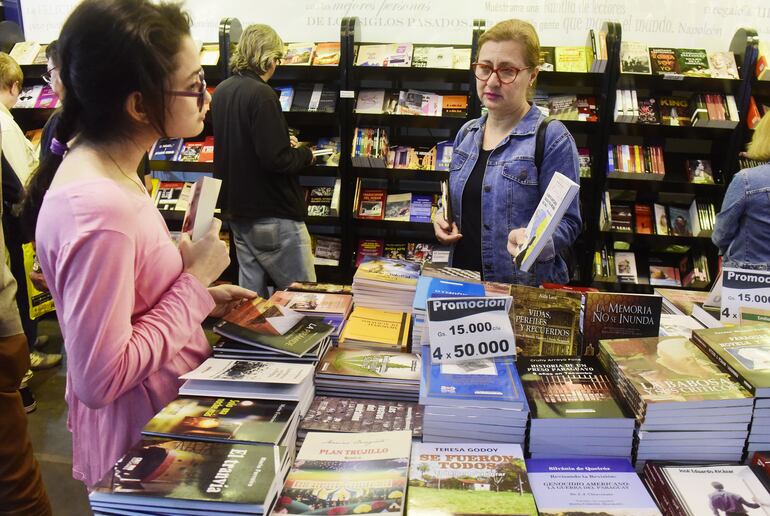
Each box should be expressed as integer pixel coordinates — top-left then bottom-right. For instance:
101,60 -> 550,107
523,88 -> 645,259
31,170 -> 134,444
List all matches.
212,24 -> 315,298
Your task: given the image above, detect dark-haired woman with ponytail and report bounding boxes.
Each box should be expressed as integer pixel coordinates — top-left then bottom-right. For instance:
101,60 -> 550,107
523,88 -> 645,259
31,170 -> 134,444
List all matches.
23,0 -> 256,488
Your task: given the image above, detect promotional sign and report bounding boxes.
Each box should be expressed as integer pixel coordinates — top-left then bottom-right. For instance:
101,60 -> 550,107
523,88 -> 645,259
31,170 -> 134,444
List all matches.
721,267 -> 770,323
426,296 -> 514,364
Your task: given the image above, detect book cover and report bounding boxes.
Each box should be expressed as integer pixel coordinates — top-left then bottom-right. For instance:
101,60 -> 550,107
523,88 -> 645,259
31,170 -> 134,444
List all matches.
408,443 -> 537,516
518,356 -> 631,420
356,43 -> 393,66
576,95 -> 599,122
178,141 -> 203,162
301,396 -> 423,435
600,336 -> 752,406
441,95 -> 468,117
357,188 -> 387,220
555,46 -> 590,72
384,43 -> 413,67
313,236 -> 342,266
654,203 -> 669,235
199,43 -> 220,65
659,465 -> 770,516
150,138 -> 184,161
650,47 -> 679,75
649,265 -> 680,287
412,46 -> 430,68
90,438 -> 281,511
274,431 -> 412,515
142,396 -> 296,445
638,97 -> 661,124
199,136 -> 214,162
512,172 -> 579,272
407,243 -> 437,264
269,290 -> 351,316
317,348 -> 421,382
452,48 -> 471,69
409,194 -> 433,223
635,204 -> 654,234
311,42 -> 340,65
180,358 -> 313,385
668,205 -> 693,236
413,276 -> 487,312
384,193 -> 412,221
708,51 -> 739,79
654,288 -> 707,316
13,85 -> 42,109
287,282 -> 352,295
275,86 -> 294,111
283,42 -> 314,65
685,159 -> 714,184
154,181 -> 187,210
10,41 -> 41,64
528,458 -> 661,515
180,176 -> 222,241
338,307 -> 411,350
33,86 -> 59,109
214,298 -> 332,357
383,242 -> 408,260
419,350 -> 526,409
539,46 -> 556,71
509,284 -> 582,356
577,148 -> 592,177
692,326 -> 770,396
425,46 -> 454,68
356,239 -> 384,267
620,41 -> 652,74
582,292 -> 662,356
356,89 -> 386,113
306,186 -> 333,217
614,251 -> 638,283
354,256 -> 420,286
676,48 -> 710,77
659,96 -> 691,126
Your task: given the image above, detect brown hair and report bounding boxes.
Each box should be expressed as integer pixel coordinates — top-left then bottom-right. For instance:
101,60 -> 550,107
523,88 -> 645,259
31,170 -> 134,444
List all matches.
747,111 -> 770,162
477,19 -> 540,69
0,52 -> 23,90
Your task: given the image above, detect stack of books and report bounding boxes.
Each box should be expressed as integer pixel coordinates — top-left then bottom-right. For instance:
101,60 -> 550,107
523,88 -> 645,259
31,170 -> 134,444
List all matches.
529,458 -> 662,515
297,396 -> 423,451
142,396 -> 300,452
179,358 -> 316,415
411,275 -> 486,346
642,462 -> 770,515
315,348 -> 421,402
212,297 -> 334,361
599,336 -> 753,466
419,349 -> 529,443
352,256 -> 420,312
518,356 -> 635,459
338,306 -> 411,352
89,438 -> 289,515
691,326 -> 770,458
211,337 -> 331,365
273,430 -> 412,515
407,443 -> 538,516
268,289 -> 352,342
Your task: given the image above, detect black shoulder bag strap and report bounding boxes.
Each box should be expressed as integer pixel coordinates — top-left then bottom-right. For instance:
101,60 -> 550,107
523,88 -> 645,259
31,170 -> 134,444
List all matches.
534,117 -> 577,281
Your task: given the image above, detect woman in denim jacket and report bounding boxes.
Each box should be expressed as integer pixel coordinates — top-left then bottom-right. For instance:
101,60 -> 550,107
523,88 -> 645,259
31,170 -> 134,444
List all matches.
712,112 -> 770,267
433,19 -> 582,285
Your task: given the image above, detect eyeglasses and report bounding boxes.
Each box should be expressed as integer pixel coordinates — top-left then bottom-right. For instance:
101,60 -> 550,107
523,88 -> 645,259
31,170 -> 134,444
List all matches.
471,62 -> 530,84
41,67 -> 57,86
167,69 -> 207,112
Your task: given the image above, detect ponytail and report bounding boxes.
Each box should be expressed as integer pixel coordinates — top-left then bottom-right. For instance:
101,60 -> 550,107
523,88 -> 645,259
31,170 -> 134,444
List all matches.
21,99 -> 80,234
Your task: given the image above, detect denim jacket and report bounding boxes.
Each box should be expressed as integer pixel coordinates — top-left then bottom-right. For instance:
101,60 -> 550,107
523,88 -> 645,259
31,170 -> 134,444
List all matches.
448,104 -> 582,285
712,164 -> 770,267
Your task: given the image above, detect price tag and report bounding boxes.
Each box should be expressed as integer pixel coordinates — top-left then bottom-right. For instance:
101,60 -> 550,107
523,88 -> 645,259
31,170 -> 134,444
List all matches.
662,72 -> 684,81
720,267 -> 770,323
426,296 -> 514,364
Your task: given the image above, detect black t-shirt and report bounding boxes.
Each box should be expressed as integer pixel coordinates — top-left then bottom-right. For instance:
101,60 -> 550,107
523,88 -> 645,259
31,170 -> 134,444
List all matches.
452,149 -> 490,275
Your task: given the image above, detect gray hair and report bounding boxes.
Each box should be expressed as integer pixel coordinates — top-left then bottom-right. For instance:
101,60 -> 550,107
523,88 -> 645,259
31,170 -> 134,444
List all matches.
230,24 -> 283,75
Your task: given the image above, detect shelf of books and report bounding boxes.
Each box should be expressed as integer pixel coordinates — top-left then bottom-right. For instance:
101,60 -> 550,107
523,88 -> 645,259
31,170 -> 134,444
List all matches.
86,257 -> 770,515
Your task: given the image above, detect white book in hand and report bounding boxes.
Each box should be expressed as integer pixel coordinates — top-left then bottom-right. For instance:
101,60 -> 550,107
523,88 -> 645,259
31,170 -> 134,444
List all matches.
513,171 -> 579,272
181,176 -> 221,241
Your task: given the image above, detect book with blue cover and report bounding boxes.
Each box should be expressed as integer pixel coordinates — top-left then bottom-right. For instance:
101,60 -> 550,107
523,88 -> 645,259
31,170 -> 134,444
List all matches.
527,458 -> 662,516
275,86 -> 294,112
409,194 -> 434,223
419,345 -> 527,409
150,138 -> 184,161
412,276 -> 486,312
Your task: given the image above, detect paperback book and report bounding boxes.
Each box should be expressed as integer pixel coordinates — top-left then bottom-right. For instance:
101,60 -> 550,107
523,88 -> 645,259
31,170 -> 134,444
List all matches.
317,347 -> 421,383
300,396 -> 423,435
408,443 -> 537,516
509,284 -> 582,356
582,292 -> 662,356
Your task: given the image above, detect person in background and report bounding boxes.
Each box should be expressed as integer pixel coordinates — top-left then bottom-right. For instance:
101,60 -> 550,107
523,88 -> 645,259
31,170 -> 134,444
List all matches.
23,0 -> 255,488
0,139 -> 51,515
212,24 -> 315,299
712,112 -> 770,267
0,52 -> 60,414
433,19 -> 581,285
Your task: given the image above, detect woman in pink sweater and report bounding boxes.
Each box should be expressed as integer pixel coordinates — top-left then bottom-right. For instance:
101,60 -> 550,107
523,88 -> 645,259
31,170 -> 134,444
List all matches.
23,0 -> 254,487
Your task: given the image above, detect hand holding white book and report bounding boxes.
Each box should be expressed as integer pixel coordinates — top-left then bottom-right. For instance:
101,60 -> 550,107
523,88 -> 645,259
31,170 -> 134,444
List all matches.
181,176 -> 222,241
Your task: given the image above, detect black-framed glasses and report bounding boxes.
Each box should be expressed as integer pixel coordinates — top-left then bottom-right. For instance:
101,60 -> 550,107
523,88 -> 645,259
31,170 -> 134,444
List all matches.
41,67 -> 57,86
167,69 -> 207,112
471,62 -> 530,84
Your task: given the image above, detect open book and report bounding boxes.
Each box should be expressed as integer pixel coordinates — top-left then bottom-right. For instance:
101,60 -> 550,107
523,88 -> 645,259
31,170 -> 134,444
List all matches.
512,172 -> 579,272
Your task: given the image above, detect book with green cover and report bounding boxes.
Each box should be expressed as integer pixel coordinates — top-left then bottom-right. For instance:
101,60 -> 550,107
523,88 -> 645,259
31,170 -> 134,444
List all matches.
142,396 -> 297,445
89,438 -> 285,513
274,430 -> 412,515
599,336 -> 752,415
317,348 -> 421,383
691,326 -> 770,396
407,443 -> 537,516
676,48 -> 709,77
517,356 -> 632,421
214,297 -> 333,357
509,284 -> 582,356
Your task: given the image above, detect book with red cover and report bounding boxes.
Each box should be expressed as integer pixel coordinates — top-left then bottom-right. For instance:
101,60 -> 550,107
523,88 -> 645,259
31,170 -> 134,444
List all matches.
355,238 -> 384,267
634,204 -> 653,234
356,188 -> 386,220
199,136 -> 214,162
